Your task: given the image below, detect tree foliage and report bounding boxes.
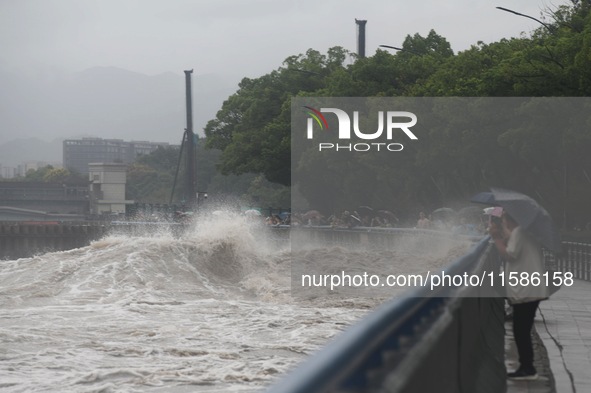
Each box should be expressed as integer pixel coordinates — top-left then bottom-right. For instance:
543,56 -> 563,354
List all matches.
126,143 -> 290,207
205,48 -> 351,185
203,3 -> 591,227
15,165 -> 86,184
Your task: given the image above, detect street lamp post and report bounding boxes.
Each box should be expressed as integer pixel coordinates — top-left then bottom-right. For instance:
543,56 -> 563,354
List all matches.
495,6 -> 554,33
496,6 -> 568,229
288,68 -> 322,77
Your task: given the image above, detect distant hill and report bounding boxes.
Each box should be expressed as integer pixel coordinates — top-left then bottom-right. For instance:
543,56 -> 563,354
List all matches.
0,66 -> 238,157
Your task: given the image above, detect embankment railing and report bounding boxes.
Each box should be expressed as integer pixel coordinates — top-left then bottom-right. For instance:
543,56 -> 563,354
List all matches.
268,232 -> 506,393
547,242 -> 591,281
268,227 -> 591,393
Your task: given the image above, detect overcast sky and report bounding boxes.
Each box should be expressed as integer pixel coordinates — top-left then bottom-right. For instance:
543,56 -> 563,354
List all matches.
0,0 -> 573,155
0,0 -> 569,80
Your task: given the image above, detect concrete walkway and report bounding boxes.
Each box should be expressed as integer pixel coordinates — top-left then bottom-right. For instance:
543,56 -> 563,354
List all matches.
505,320 -> 554,393
536,279 -> 591,393
506,279 -> 591,393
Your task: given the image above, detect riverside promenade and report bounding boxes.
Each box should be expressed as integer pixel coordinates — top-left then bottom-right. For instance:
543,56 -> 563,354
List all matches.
507,279 -> 591,393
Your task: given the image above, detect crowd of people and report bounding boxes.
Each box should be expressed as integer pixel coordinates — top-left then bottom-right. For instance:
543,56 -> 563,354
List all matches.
261,209 -> 400,228
127,205 -> 487,235
262,206 -> 486,235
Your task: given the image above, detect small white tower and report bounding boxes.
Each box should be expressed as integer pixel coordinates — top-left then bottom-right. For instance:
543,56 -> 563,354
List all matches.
88,162 -> 134,216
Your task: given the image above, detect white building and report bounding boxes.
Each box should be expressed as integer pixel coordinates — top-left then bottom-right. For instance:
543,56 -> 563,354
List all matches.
0,165 -> 15,179
88,163 -> 134,215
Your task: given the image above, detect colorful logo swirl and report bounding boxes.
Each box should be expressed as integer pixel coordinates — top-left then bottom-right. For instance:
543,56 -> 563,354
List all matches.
303,106 -> 329,130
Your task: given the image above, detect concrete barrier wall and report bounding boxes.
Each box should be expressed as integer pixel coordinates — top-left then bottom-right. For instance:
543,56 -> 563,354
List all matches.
0,222 -> 108,260
0,223 -> 474,261
289,226 -> 481,251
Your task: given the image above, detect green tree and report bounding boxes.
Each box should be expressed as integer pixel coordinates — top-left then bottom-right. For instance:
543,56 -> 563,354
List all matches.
205,47 -> 350,186
42,168 -> 72,183
126,140 -> 290,207
201,3 -> 591,226
25,165 -> 54,182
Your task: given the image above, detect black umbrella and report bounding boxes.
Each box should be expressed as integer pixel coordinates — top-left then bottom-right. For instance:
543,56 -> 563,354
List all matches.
471,188 -> 561,252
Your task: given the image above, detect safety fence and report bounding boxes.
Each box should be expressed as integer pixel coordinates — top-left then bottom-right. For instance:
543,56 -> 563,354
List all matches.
546,242 -> 591,281
267,233 -> 507,393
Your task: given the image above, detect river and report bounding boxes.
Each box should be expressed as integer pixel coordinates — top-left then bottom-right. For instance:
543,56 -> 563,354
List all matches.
0,214 -> 470,392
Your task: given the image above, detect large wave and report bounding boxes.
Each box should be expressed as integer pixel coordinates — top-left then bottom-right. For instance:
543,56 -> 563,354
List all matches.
0,213 -> 292,307
0,214 -> 472,392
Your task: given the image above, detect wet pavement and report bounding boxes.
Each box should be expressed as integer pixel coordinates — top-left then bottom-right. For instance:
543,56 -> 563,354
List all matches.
506,279 -> 591,393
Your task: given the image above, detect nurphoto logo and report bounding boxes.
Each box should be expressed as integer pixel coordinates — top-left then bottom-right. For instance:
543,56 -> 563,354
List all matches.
303,106 -> 418,152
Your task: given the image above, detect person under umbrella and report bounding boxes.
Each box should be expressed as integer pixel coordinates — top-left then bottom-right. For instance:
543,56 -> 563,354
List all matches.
486,210 -> 548,380
473,188 -> 561,381
472,188 -> 561,253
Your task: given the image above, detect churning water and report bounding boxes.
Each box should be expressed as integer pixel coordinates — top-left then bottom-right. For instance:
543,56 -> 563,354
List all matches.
0,215 -> 470,392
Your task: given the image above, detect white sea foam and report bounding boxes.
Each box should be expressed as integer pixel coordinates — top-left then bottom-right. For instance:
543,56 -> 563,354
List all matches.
0,214 -> 471,392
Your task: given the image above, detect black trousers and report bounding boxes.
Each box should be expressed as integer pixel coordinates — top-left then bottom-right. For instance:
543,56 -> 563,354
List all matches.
512,300 -> 540,370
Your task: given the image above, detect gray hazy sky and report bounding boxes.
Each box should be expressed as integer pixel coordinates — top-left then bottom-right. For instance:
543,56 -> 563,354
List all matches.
0,0 -> 569,79
0,0 -> 572,155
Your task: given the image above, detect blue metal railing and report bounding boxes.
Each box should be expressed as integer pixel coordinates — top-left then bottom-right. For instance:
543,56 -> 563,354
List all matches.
267,235 -> 506,393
